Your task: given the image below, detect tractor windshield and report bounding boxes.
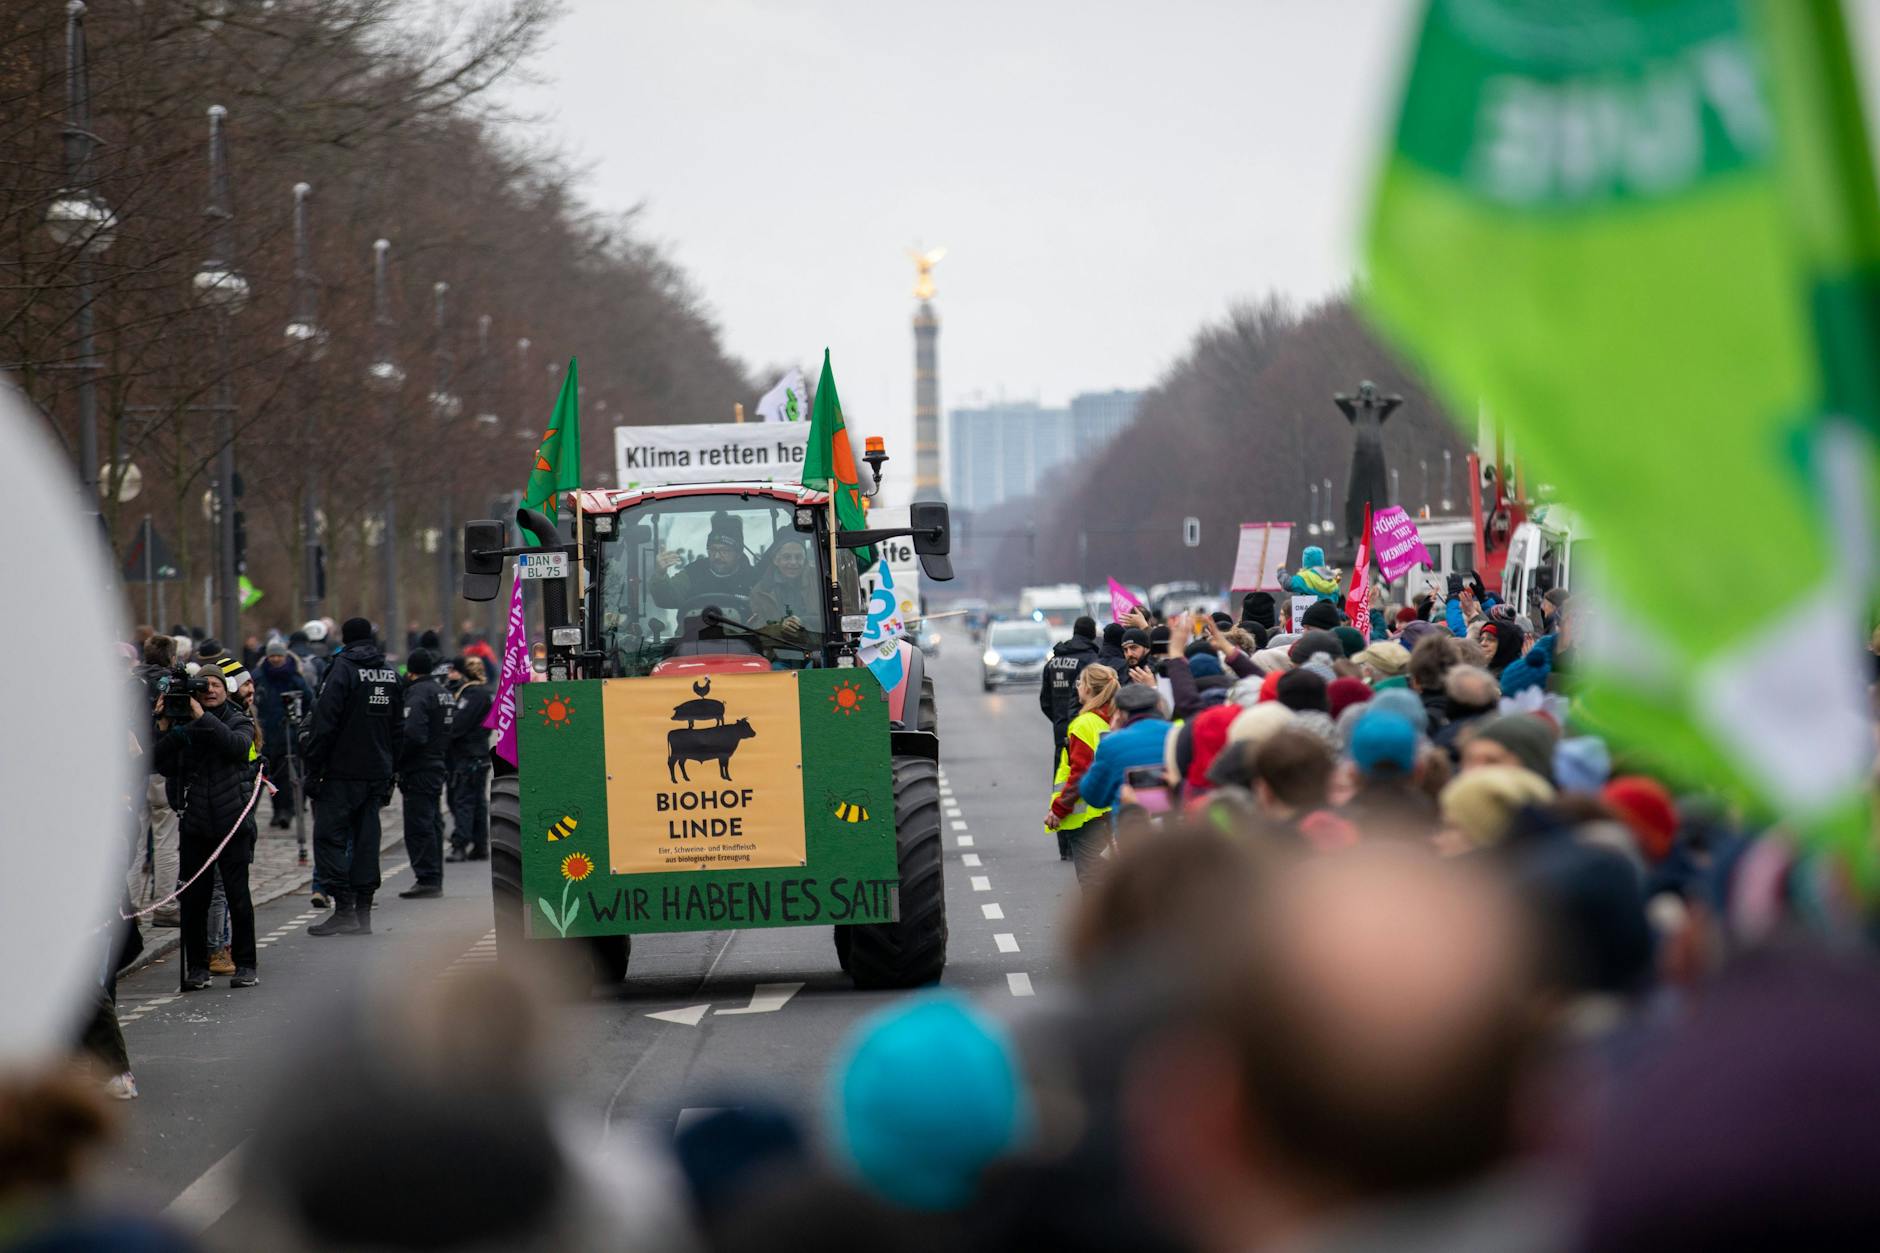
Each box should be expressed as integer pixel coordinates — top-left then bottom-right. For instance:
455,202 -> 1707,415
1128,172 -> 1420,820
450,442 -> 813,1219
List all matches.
597,495 -> 857,675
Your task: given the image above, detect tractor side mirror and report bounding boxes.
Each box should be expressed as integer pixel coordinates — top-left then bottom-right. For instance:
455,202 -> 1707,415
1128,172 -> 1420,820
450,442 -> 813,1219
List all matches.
462,519 -> 504,602
910,500 -> 954,582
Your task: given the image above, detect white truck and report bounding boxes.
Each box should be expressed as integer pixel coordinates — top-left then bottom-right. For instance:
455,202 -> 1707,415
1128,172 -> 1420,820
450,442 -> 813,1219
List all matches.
1501,504 -> 1591,629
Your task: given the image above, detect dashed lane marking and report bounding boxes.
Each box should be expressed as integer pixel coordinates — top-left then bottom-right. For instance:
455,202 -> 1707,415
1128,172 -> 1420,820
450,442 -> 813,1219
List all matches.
957,835 -> 974,847
1007,973 -> 1035,998
164,1139 -> 247,1233
982,903 -> 1004,920
995,933 -> 1019,954
971,876 -> 991,892
961,853 -> 982,867
950,820 -> 968,831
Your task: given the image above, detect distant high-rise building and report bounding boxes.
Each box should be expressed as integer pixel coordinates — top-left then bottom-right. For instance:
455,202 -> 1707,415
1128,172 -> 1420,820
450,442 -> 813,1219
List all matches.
947,400 -> 1068,512
1069,389 -> 1142,448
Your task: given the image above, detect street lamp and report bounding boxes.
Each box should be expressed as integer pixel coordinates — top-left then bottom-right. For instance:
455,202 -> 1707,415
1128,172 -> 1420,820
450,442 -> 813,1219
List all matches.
515,336 -> 534,441
1307,483 -> 1320,537
1321,476 -> 1335,537
1441,449 -> 1454,513
474,313 -> 499,428
1420,458 -> 1429,516
191,104 -> 245,644
46,2 -> 117,503
366,239 -> 405,644
286,181 -> 326,622
431,280 -> 461,632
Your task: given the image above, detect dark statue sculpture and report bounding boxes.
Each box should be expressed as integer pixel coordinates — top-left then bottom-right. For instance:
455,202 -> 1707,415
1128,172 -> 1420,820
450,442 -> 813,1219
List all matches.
1334,380 -> 1402,555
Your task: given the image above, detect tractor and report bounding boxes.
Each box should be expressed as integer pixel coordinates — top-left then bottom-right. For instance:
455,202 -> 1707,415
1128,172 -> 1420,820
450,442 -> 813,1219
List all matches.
461,457 -> 953,990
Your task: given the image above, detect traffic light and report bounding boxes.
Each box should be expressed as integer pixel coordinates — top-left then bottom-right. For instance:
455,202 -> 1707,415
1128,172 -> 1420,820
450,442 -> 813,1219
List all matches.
233,509 -> 248,573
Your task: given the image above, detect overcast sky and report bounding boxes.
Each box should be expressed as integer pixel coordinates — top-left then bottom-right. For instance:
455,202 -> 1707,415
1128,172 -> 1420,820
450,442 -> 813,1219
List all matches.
505,0 -> 1418,457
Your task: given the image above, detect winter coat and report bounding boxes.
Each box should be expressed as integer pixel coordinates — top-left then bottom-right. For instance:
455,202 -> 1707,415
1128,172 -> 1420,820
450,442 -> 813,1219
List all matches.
1286,546 -> 1343,601
303,640 -> 403,783
448,679 -> 494,766
1040,634 -> 1101,744
1078,715 -> 1174,811
253,656 -> 312,752
155,699 -> 259,857
399,675 -> 452,775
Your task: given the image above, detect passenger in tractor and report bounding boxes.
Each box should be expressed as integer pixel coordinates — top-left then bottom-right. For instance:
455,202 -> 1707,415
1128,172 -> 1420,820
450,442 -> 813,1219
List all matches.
750,535 -> 824,646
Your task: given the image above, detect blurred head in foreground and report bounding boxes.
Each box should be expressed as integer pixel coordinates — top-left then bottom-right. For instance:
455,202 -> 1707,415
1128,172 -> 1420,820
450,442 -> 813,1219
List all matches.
1126,844 -> 1549,1253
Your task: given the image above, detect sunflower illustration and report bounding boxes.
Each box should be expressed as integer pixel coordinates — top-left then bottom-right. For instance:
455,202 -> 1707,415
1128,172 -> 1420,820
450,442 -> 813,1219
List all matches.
561,851 -> 594,882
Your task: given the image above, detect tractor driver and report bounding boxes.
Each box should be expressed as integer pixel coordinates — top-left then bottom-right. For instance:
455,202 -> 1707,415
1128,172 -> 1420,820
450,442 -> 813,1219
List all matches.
652,512 -> 756,612
750,536 -> 824,645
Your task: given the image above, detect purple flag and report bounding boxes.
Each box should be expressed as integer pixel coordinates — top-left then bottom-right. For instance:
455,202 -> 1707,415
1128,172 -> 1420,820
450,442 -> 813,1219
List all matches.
482,576 -> 530,766
1370,506 -> 1434,582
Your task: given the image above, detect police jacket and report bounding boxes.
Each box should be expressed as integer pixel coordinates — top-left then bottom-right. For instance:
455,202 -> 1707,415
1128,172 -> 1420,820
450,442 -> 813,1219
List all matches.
155,700 -> 259,856
302,640 -> 403,783
399,674 -> 452,775
448,679 -> 494,766
1040,634 -> 1100,739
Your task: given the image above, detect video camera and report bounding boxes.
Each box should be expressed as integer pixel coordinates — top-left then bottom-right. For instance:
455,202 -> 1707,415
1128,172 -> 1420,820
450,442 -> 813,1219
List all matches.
162,664 -> 210,721
282,688 -> 307,725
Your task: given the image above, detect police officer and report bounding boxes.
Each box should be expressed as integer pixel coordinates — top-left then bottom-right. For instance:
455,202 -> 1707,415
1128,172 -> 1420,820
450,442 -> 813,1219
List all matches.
395,649 -> 451,899
1039,616 -> 1100,862
445,656 -> 493,862
303,617 -> 402,936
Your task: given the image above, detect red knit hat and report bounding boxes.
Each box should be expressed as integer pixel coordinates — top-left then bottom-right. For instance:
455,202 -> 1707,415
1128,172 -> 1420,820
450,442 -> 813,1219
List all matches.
1259,669 -> 1285,703
1603,776 -> 1679,863
1395,606 -> 1419,626
1327,676 -> 1374,720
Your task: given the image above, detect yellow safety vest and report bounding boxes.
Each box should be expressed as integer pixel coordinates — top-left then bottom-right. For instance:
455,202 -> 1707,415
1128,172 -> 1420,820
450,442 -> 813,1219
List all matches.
1050,709 -> 1112,832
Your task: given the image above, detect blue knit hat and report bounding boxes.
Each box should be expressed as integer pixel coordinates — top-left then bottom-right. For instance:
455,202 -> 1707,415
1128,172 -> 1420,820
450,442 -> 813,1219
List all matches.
1554,736 -> 1613,795
1349,709 -> 1418,775
829,993 -> 1030,1210
1369,687 -> 1429,734
1187,653 -> 1224,679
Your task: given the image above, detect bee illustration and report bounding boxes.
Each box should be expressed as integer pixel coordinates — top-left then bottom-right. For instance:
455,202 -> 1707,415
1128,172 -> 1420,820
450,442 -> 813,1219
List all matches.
829,792 -> 872,824
540,807 -> 582,841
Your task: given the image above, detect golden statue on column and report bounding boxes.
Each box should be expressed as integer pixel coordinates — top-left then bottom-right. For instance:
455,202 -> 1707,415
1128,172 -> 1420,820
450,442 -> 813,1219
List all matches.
909,246 -> 946,301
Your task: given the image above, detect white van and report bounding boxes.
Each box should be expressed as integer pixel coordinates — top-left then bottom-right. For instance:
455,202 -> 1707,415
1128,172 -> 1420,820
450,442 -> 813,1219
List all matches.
1502,505 -> 1591,628
1017,584 -> 1087,629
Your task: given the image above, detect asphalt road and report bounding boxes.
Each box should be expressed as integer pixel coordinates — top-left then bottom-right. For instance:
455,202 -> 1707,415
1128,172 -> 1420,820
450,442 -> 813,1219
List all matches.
99,626 -> 1080,1239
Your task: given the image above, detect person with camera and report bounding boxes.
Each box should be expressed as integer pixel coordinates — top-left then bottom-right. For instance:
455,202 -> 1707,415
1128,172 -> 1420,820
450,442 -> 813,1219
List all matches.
445,655 -> 493,863
253,641 -> 313,830
395,649 -> 451,899
302,617 -> 403,937
152,666 -> 261,989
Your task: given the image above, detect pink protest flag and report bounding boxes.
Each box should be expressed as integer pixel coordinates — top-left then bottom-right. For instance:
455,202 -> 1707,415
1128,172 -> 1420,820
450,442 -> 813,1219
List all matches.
482,575 -> 531,766
1370,506 -> 1434,582
1108,577 -> 1145,624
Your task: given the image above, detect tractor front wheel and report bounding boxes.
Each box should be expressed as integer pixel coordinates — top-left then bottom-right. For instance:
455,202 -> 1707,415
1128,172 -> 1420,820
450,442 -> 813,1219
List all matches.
491,774 -> 629,985
840,754 -> 947,989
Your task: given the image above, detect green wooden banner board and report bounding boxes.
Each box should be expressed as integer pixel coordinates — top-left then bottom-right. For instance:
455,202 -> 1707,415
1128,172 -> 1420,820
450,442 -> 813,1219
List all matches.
516,669 -> 899,937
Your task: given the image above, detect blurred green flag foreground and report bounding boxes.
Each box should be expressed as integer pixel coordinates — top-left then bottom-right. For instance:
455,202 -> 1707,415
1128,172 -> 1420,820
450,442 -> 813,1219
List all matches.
1365,1 -> 1880,877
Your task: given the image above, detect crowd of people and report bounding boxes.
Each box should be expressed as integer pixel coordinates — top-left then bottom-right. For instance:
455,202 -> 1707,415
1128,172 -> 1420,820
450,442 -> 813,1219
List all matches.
87,616 -> 502,1101
11,558 -> 1879,1250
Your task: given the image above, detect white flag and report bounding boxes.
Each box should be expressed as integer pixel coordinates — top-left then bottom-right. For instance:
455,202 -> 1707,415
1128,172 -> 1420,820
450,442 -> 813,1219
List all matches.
756,367 -> 808,423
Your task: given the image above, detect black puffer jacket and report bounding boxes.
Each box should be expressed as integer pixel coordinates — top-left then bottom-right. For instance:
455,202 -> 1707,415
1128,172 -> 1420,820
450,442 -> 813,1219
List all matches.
155,699 -> 259,858
448,679 -> 494,766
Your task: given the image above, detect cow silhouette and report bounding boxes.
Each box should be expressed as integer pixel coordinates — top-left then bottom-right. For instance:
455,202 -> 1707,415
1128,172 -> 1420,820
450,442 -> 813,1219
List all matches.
671,677 -> 725,728
668,718 -> 756,782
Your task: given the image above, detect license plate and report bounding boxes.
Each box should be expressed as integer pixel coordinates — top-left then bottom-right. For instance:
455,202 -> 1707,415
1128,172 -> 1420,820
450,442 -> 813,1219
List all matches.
517,552 -> 568,580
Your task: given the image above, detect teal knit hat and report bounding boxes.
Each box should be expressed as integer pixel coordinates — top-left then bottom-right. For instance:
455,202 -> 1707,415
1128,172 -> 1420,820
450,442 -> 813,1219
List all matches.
828,992 -> 1031,1210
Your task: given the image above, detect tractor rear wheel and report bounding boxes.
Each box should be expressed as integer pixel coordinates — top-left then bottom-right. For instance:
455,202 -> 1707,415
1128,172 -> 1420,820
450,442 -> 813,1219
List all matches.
841,754 -> 947,989
491,774 -> 629,985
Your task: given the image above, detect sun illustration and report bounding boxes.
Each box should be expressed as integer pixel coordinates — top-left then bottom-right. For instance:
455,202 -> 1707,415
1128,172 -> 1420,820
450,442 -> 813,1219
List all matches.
538,691 -> 575,728
560,851 -> 594,882
828,679 -> 866,715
